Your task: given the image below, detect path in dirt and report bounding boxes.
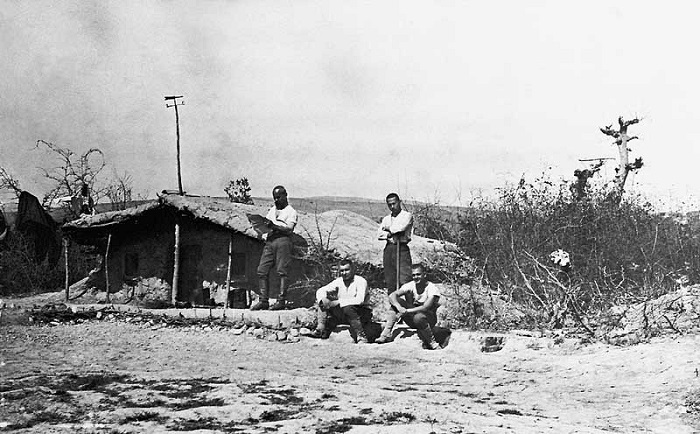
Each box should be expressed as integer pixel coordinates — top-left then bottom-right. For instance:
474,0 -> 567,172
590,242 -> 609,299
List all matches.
1,319 -> 699,433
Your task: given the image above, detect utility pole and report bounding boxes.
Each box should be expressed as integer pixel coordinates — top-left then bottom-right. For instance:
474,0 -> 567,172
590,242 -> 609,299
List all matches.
165,95 -> 185,195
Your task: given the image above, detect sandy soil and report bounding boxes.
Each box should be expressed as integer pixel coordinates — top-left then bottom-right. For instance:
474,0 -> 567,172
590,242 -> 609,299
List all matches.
1,307 -> 700,433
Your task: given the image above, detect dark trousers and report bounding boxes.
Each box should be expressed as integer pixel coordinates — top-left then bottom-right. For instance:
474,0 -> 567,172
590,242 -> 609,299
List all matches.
382,298 -> 438,346
383,243 -> 412,293
257,236 -> 292,278
256,236 -> 292,302
318,305 -> 372,341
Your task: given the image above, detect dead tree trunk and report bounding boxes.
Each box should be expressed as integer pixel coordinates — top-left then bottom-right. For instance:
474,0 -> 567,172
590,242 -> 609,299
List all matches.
600,116 -> 643,199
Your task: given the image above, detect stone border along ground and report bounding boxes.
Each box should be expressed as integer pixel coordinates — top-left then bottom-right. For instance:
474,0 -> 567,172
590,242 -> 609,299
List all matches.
0,302 -> 544,352
8,303 -> 323,344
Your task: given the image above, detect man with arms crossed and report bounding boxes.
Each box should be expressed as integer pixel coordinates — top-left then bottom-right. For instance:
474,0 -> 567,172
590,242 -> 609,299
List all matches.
377,193 -> 413,293
375,263 -> 444,350
312,259 -> 372,344
251,185 -> 298,311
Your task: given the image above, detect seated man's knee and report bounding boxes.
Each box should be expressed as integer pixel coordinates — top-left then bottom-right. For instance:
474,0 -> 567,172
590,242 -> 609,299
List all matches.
412,313 -> 430,328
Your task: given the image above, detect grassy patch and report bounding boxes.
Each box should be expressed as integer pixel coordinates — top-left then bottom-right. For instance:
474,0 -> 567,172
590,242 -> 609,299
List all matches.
316,417 -> 371,434
121,411 -> 168,424
258,408 -> 298,422
381,411 -> 416,424
170,397 -> 227,410
686,387 -> 700,414
496,408 -> 523,416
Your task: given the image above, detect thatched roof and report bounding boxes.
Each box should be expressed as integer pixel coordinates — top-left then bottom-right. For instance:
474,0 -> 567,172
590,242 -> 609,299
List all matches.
63,194 -> 456,267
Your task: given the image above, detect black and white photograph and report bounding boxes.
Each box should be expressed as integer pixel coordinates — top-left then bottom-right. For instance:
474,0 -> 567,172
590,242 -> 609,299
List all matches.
1,1 -> 700,432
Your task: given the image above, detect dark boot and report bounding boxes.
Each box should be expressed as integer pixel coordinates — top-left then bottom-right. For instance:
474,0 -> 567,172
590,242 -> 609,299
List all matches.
375,312 -> 399,344
250,278 -> 269,310
348,317 -> 369,344
269,276 -> 288,310
417,326 -> 440,350
310,308 -> 332,339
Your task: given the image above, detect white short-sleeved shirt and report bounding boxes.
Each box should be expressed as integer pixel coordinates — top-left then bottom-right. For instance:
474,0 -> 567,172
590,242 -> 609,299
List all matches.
396,280 -> 440,307
377,209 -> 413,244
266,204 -> 298,232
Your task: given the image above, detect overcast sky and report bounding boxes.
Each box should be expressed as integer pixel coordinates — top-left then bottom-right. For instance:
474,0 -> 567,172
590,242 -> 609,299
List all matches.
2,1 -> 699,209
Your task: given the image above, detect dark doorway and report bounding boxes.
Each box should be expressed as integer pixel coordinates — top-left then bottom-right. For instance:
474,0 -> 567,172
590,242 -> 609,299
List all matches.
179,245 -> 202,304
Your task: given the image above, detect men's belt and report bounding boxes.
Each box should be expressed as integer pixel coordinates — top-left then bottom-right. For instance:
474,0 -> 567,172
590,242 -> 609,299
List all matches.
267,233 -> 291,241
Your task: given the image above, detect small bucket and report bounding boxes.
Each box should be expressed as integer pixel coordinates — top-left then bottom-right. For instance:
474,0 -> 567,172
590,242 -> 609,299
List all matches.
228,288 -> 249,309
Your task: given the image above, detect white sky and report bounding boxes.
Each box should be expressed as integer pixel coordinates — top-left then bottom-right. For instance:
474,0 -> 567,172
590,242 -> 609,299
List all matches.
1,1 -> 699,209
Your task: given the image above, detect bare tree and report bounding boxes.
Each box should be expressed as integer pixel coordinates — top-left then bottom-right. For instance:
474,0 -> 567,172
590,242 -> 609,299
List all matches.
600,116 -> 643,198
0,168 -> 22,197
105,171 -> 134,211
35,139 -> 107,209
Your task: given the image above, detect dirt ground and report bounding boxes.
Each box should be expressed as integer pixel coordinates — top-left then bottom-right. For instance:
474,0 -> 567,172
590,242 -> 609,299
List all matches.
1,302 -> 700,433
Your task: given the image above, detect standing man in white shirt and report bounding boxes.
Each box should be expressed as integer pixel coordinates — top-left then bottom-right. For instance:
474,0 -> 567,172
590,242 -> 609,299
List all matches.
251,185 -> 298,311
312,259 -> 372,344
377,193 -> 413,293
375,263 -> 445,350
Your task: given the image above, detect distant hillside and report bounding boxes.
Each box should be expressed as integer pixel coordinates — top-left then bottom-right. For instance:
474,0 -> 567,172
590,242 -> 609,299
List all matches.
1,192 -> 466,228
254,196 -> 467,224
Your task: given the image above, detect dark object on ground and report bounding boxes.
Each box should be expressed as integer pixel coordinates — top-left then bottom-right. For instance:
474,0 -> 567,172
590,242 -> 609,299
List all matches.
481,336 -> 505,352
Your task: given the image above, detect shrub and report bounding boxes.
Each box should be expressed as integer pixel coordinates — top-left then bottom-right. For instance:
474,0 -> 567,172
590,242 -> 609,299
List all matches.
0,231 -> 100,296
450,172 -> 700,328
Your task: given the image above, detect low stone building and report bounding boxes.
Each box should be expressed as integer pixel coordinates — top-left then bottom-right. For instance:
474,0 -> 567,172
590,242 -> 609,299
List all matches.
62,193 -> 455,308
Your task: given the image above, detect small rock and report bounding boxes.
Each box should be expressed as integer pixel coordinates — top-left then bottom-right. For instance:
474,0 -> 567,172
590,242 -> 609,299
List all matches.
299,327 -> 312,336
289,328 -> 300,337
287,336 -> 301,343
480,336 -> 505,353
49,321 -> 60,327
267,334 -> 278,341
232,327 -> 246,335
253,328 -> 265,338
276,331 -> 287,341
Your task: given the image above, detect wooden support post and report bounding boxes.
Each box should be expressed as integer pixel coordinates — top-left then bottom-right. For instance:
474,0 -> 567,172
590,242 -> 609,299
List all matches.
225,234 -> 233,309
172,222 -> 181,306
105,233 -> 112,303
64,237 -> 69,302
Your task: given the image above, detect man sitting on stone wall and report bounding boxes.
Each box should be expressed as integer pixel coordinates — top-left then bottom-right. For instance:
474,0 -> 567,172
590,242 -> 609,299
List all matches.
375,263 -> 447,350
311,259 -> 372,344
